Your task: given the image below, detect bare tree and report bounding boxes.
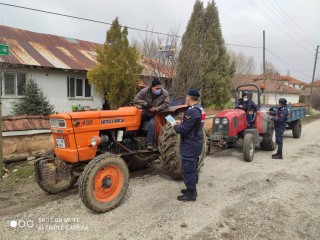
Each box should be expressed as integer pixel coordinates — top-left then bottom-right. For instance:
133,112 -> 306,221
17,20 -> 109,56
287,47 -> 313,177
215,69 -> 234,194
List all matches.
262,61 -> 280,79
137,26 -> 180,90
229,49 -> 256,76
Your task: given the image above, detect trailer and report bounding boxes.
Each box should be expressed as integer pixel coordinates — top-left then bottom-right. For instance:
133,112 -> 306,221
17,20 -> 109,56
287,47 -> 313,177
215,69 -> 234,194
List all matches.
268,105 -> 307,138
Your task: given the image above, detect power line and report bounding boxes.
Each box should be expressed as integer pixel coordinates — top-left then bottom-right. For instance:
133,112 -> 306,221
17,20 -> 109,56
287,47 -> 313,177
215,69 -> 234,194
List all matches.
262,0 -> 315,47
226,43 -> 262,49
272,0 -> 318,46
266,48 -> 312,78
246,0 -> 314,56
0,2 -> 181,38
0,1 -> 312,79
0,2 -> 264,50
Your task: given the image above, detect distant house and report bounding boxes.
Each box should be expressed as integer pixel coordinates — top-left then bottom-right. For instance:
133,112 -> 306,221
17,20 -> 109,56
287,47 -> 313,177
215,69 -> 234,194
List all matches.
0,25 -> 171,116
273,75 -> 306,91
232,74 -> 304,105
304,80 -> 320,94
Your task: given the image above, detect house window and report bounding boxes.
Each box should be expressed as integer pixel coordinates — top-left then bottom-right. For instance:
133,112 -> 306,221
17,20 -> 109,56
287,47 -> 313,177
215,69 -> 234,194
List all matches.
2,72 -> 26,96
67,77 -> 92,98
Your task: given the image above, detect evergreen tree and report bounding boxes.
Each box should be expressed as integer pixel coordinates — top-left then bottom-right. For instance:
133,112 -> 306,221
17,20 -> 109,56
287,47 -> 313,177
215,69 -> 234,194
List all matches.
87,17 -> 143,109
201,1 -> 233,107
175,0 -> 204,97
176,0 -> 234,107
11,79 -> 55,116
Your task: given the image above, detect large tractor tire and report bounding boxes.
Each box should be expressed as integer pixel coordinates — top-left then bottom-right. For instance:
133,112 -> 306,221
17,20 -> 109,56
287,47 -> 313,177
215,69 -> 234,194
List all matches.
34,150 -> 78,194
292,119 -> 302,138
243,134 -> 255,162
158,124 -> 206,180
260,121 -> 276,151
79,153 -> 129,213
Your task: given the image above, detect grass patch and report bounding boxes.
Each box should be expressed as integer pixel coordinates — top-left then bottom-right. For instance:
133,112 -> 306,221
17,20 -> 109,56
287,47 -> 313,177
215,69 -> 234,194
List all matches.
0,161 -> 35,188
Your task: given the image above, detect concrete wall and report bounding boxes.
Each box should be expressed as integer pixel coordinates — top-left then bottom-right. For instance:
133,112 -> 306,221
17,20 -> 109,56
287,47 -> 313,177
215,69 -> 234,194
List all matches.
3,133 -> 54,162
1,67 -> 104,116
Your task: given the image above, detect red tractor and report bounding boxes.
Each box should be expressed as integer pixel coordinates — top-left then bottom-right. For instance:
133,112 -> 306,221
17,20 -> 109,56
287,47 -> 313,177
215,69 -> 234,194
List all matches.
209,84 -> 275,161
34,104 -> 206,213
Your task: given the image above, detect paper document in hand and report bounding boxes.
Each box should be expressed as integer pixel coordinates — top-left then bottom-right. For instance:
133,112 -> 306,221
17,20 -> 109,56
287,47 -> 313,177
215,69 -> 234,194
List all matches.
165,114 -> 176,125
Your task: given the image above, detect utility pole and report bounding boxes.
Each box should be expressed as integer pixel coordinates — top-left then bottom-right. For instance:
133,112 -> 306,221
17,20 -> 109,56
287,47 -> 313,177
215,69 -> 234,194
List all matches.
263,30 -> 266,105
308,45 -> 319,113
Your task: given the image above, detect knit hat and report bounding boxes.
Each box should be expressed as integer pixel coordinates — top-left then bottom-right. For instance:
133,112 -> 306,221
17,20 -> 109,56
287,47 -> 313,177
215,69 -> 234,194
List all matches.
242,92 -> 248,98
151,78 -> 162,87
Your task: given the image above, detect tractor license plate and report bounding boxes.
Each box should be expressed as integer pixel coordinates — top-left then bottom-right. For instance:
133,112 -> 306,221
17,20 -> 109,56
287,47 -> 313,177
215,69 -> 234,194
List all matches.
56,138 -> 65,148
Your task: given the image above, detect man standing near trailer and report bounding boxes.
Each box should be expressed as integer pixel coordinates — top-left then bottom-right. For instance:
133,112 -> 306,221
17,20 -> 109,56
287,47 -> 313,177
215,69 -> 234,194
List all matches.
269,98 -> 289,159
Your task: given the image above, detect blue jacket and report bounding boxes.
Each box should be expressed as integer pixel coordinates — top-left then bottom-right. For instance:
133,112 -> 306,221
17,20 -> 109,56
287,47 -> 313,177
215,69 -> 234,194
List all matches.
270,107 -> 289,130
174,104 -> 205,159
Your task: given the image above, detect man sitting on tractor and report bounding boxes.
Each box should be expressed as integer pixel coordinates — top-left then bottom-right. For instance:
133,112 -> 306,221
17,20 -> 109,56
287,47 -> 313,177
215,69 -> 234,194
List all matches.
134,77 -> 170,150
237,92 -> 258,127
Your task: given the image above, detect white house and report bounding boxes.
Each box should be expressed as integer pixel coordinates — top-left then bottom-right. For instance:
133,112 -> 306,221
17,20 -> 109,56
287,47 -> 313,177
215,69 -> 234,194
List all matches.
233,74 -> 303,105
0,25 -> 104,116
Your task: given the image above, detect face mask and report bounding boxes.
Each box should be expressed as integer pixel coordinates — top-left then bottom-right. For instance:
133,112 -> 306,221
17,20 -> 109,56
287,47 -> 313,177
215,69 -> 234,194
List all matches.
243,97 -> 248,102
154,89 -> 161,95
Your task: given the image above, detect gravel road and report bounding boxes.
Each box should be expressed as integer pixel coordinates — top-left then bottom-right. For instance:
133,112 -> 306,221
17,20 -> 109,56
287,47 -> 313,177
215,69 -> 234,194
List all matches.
1,118 -> 320,240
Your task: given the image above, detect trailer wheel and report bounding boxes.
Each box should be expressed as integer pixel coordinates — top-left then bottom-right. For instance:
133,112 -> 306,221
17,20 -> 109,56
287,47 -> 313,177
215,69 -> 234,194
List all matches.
243,134 -> 255,162
79,153 -> 129,213
292,119 -> 302,138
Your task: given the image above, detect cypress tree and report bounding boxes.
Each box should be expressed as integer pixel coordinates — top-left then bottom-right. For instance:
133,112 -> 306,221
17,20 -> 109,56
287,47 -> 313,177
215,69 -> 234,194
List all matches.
87,17 -> 143,109
201,1 -> 233,107
176,0 -> 233,107
175,0 -> 204,97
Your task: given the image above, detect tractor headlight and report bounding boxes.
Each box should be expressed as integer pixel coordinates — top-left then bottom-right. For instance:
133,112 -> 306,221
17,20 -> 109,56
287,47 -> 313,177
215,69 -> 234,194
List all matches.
222,118 -> 229,125
50,119 -> 66,128
90,136 -> 102,147
214,118 -> 220,125
91,137 -> 97,146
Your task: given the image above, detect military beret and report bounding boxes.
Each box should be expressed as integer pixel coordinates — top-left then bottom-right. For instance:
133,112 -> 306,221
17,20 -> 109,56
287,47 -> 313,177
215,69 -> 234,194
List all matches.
278,98 -> 287,105
187,89 -> 200,97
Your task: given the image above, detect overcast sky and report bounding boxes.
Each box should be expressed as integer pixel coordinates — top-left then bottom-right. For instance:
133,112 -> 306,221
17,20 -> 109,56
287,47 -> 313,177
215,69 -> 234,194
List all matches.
0,0 -> 319,82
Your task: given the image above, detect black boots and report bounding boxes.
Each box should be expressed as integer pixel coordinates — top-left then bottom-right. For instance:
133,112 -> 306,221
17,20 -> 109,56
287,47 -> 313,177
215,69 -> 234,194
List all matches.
177,189 -> 197,202
272,153 -> 283,159
181,188 -> 198,196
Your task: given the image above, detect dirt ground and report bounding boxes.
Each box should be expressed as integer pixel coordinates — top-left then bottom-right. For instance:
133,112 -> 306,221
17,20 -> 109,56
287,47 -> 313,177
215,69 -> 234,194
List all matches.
1,117 -> 320,240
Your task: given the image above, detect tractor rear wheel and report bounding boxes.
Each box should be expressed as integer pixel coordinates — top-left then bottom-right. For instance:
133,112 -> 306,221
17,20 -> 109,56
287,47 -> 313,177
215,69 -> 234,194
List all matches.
158,124 -> 206,180
243,134 -> 255,162
260,121 -> 276,151
34,150 -> 78,194
292,119 -> 302,138
79,153 -> 129,213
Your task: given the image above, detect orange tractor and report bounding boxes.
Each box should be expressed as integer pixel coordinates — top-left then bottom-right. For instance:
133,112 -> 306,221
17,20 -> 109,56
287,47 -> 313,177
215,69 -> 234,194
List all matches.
35,105 -> 206,213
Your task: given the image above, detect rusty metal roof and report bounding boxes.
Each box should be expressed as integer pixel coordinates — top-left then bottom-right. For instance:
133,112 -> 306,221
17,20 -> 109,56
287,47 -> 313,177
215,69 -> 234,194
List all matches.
0,25 -> 101,71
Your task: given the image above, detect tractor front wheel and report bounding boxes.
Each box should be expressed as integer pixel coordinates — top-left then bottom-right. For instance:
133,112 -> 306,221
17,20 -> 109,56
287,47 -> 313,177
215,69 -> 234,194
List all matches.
79,153 -> 129,213
243,134 -> 255,162
34,152 -> 78,194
